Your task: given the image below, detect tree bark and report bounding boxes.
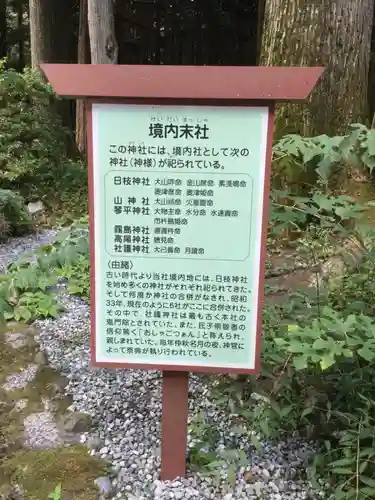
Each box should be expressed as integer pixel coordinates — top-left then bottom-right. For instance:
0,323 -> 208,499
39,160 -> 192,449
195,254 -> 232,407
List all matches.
261,0 -> 374,136
29,0 -> 54,68
256,0 -> 265,64
88,0 -> 118,64
17,0 -> 25,70
76,0 -> 90,155
29,0 -> 77,133
0,0 -> 7,59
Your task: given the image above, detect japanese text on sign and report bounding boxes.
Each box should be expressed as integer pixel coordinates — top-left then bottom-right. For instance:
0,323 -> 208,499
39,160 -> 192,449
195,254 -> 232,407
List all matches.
92,103 -> 269,370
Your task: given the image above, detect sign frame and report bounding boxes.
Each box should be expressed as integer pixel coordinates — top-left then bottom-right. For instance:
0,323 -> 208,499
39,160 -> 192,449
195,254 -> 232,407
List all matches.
41,63 -> 324,481
88,97 -> 272,375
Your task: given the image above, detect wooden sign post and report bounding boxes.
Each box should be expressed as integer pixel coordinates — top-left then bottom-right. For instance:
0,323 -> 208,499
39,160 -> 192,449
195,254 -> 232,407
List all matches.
41,64 -> 323,481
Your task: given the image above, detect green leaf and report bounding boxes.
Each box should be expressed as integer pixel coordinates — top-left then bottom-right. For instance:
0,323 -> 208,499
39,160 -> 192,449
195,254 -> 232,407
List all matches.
230,425 -> 246,435
312,338 -> 330,350
227,465 -> 236,486
301,407 -> 313,418
292,355 -> 308,370
250,433 -> 261,450
320,354 -> 335,370
361,150 -> 375,172
206,460 -> 225,469
358,345 -> 375,362
316,156 -> 337,181
259,419 -> 269,437
331,467 -> 353,474
329,458 -> 354,467
333,485 -> 347,500
361,476 -> 375,488
286,340 -> 306,353
366,129 -> 375,156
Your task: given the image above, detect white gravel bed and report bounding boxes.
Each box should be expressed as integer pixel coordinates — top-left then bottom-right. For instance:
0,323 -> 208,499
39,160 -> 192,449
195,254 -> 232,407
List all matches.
2,364 -> 38,391
23,411 -> 64,449
33,291 -> 324,500
0,228 -> 59,272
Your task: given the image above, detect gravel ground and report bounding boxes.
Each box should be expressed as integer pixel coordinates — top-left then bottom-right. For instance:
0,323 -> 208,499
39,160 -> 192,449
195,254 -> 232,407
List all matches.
0,228 -> 59,272
2,364 -> 38,391
33,292 -> 323,500
2,232 -> 325,500
23,410 -> 64,449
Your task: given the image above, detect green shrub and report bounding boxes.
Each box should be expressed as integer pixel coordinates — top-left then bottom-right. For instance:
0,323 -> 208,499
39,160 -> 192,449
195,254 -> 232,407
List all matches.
0,219 -> 89,324
0,64 -> 87,206
255,301 -> 375,499
0,189 -> 32,239
328,247 -> 375,316
272,123 -> 375,188
209,230 -> 375,500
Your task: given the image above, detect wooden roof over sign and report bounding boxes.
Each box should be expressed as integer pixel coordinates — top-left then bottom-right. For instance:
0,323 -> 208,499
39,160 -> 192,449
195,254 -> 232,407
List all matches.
40,64 -> 324,102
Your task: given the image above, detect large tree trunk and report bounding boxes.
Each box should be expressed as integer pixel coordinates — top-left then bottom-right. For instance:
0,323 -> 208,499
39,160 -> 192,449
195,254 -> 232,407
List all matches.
76,0 -> 90,155
88,0 -> 118,64
29,0 -> 76,67
261,0 -> 374,137
29,0 -> 54,68
29,0 -> 77,133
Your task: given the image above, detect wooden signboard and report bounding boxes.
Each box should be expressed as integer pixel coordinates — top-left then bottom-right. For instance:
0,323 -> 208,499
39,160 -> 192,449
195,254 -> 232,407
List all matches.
41,63 -> 323,481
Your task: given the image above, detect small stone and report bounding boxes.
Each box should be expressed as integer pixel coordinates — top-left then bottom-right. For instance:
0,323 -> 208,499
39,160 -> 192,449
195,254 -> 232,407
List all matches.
27,200 -> 45,215
94,476 -> 114,498
254,483 -> 263,497
261,468 -> 270,480
48,375 -> 69,397
243,471 -> 257,483
34,350 -> 48,365
14,399 -> 28,411
59,411 -> 92,433
269,481 -> 279,493
5,331 -> 30,349
87,436 -> 104,450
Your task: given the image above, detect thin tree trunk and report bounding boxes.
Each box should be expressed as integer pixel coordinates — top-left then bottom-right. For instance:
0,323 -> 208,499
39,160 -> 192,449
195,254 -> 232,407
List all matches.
0,0 -> 7,59
18,1 -> 24,70
88,0 -> 118,64
76,0 -> 90,155
261,0 -> 374,136
368,2 -> 375,120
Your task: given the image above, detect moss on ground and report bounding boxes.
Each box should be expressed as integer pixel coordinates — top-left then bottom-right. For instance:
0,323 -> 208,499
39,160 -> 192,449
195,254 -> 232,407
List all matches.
0,324 -> 36,375
0,322 -> 109,500
0,325 -> 32,462
0,446 -> 106,500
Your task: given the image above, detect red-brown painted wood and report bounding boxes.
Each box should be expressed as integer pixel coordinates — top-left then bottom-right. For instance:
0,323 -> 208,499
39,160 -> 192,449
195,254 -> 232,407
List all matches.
41,64 -> 323,101
161,371 -> 189,480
